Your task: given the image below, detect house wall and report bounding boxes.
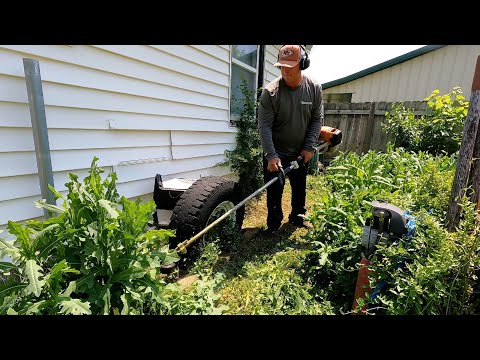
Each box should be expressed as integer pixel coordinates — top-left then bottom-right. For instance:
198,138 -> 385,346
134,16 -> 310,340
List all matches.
0,45 -> 240,226
0,44 -> 283,229
264,45 -> 282,84
323,45 -> 480,102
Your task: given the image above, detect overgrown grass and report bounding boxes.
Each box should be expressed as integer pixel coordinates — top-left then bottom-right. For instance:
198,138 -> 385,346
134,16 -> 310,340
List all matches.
188,145 -> 480,315
187,174 -> 334,314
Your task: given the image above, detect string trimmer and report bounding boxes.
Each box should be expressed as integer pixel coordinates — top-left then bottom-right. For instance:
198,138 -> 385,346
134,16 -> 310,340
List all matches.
174,125 -> 342,254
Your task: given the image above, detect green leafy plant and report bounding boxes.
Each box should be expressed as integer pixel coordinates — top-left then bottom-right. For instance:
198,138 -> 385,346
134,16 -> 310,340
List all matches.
303,145 -> 457,312
190,241 -> 222,278
366,195 -> 480,314
219,76 -> 263,197
0,157 -> 182,315
383,86 -> 469,155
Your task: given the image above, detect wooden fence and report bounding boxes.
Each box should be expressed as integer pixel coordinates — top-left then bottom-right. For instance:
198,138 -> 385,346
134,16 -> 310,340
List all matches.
323,101 -> 429,159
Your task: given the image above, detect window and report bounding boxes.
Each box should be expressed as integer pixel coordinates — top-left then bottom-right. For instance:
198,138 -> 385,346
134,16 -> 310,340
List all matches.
230,45 -> 259,126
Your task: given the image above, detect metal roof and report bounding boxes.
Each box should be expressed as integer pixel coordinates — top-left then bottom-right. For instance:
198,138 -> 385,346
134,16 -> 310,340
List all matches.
322,45 -> 447,89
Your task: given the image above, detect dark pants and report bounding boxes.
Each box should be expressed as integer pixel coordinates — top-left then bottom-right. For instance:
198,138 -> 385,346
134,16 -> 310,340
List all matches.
263,156 -> 308,230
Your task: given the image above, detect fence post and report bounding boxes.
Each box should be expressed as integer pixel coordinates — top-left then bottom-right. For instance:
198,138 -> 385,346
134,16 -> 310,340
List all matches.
446,55 -> 480,231
467,56 -> 480,210
361,102 -> 376,155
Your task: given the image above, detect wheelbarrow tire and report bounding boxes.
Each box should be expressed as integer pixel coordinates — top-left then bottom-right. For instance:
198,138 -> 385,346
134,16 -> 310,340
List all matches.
169,176 -> 245,251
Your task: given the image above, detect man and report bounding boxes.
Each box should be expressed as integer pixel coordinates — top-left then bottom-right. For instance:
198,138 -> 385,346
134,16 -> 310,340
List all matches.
258,45 -> 324,232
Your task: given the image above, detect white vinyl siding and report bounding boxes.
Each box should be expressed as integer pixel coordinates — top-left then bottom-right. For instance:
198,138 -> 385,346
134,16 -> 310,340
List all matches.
323,45 -> 480,102
0,45 -> 237,225
264,45 -> 282,84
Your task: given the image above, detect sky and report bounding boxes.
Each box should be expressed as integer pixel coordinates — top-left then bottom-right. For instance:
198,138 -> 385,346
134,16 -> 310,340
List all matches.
303,45 -> 426,84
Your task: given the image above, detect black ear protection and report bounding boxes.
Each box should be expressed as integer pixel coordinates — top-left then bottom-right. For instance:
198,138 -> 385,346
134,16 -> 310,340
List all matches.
299,45 -> 310,70
277,45 -> 310,70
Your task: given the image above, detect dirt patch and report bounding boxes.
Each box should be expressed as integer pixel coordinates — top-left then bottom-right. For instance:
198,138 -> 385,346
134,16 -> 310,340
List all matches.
177,274 -> 199,292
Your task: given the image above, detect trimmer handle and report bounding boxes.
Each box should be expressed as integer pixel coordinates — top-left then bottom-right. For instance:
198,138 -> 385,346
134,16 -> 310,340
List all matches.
275,155 -> 304,186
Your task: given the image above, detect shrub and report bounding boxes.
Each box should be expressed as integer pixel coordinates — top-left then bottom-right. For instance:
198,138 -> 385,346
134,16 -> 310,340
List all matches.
219,76 -> 263,197
383,86 -> 469,155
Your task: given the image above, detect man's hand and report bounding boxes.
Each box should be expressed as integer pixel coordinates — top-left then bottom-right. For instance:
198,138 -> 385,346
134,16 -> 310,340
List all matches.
301,149 -> 314,163
267,157 -> 282,172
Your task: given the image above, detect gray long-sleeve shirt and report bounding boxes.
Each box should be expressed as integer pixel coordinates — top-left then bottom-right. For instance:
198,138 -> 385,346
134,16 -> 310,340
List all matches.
258,74 -> 324,160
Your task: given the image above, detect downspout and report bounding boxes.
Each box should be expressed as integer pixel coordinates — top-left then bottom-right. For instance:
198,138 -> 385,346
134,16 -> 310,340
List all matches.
23,58 -> 55,218
255,45 -> 266,124
257,45 -> 266,99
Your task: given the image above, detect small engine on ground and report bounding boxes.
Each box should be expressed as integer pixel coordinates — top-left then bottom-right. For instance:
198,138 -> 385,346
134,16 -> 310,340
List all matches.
353,200 -> 412,313
361,200 -> 408,258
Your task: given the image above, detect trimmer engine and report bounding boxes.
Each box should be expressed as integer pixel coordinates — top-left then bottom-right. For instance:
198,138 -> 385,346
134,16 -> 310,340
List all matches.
317,126 -> 342,154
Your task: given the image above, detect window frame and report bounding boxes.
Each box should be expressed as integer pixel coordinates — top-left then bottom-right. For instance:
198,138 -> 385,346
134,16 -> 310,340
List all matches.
229,45 -> 260,126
